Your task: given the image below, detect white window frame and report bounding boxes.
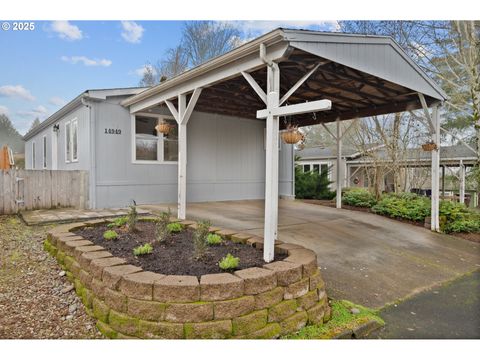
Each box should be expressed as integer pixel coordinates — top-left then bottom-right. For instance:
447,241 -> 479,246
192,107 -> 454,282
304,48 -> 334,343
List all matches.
42,135 -> 47,169
32,141 -> 36,169
65,118 -> 78,163
131,113 -> 178,165
7,147 -> 14,166
298,161 -> 333,181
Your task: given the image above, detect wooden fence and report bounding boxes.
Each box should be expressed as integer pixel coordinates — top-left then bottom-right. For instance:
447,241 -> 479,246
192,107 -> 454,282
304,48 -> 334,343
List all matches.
0,169 -> 89,214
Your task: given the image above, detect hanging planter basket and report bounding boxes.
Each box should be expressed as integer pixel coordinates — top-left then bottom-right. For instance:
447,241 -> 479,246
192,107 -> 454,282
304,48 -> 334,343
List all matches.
281,125 -> 303,144
421,141 -> 437,152
155,121 -> 171,135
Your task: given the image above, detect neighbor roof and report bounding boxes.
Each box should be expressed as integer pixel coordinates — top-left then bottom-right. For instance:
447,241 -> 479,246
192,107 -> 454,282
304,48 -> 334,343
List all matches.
122,28 -> 447,127
297,144 -> 477,165
23,87 -> 148,140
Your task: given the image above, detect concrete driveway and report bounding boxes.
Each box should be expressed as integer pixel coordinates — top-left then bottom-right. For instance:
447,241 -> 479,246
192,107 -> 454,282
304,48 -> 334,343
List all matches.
141,200 -> 480,309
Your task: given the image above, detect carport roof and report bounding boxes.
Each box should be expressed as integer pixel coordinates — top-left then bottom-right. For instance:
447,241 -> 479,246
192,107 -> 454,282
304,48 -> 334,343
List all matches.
123,28 -> 447,127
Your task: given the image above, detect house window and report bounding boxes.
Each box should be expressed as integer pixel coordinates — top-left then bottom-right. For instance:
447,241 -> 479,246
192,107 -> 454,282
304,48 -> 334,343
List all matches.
163,119 -> 178,161
303,164 -> 311,172
43,136 -> 47,168
321,164 -> 328,175
32,142 -> 36,169
133,115 -> 178,162
313,164 -> 320,173
65,119 -> 78,163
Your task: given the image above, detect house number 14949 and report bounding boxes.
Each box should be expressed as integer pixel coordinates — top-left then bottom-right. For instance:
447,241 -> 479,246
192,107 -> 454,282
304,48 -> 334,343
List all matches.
104,128 -> 121,135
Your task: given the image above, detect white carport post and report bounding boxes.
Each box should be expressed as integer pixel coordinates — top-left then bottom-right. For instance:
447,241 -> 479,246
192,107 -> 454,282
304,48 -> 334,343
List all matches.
336,117 -> 342,209
264,63 -> 280,263
165,88 -> 202,220
459,160 -> 465,204
431,104 -> 441,231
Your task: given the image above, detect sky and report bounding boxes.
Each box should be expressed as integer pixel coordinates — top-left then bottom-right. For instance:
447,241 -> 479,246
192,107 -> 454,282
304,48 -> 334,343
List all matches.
0,20 -> 339,135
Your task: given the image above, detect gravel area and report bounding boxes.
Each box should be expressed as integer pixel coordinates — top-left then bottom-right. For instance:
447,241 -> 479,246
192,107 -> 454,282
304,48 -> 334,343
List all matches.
0,215 -> 103,339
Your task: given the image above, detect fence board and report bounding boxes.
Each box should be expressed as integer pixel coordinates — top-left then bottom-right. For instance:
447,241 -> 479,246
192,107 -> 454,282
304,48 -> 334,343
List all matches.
0,169 -> 89,214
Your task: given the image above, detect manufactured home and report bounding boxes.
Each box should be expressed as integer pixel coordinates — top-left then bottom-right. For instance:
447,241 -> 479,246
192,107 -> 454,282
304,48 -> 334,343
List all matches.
23,87 -> 295,209
24,27 -> 448,252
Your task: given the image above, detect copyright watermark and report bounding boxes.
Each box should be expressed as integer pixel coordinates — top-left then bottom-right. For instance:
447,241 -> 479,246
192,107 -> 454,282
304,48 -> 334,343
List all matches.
1,21 -> 35,31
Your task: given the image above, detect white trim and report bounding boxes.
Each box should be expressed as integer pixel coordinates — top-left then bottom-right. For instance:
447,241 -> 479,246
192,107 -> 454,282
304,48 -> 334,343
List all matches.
71,118 -> 78,162
42,135 -> 47,169
65,121 -> 70,163
51,127 -> 58,170
131,112 -> 177,164
7,147 -> 14,166
32,141 -> 36,169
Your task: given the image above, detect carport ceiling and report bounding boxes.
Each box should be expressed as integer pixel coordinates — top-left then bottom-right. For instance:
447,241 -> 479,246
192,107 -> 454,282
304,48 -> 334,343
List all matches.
193,48 -> 441,128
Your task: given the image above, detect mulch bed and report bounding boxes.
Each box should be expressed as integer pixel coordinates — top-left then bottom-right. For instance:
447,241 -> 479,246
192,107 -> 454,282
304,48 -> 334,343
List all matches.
75,222 -> 285,277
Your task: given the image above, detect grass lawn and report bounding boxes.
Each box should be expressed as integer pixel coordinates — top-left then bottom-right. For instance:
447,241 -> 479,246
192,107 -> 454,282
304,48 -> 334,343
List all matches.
283,300 -> 384,339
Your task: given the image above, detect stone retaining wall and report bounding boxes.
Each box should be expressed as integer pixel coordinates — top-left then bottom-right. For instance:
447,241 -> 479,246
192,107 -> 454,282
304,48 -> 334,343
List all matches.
44,219 -> 331,339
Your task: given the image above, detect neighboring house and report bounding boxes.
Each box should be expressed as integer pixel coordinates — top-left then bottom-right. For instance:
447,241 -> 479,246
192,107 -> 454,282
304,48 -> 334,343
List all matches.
23,87 -> 294,209
295,143 -> 384,189
296,144 -> 477,203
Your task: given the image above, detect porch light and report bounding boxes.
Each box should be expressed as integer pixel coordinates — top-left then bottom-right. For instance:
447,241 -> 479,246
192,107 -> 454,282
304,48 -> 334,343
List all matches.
155,119 -> 171,135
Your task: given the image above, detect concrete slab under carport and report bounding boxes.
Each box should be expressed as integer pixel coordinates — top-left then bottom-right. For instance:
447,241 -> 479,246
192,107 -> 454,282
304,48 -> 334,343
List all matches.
141,199 -> 480,309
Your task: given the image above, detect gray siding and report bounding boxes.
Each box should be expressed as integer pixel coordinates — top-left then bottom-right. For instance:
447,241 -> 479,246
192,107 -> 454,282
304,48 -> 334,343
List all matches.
25,104 -> 90,171
94,103 -> 293,208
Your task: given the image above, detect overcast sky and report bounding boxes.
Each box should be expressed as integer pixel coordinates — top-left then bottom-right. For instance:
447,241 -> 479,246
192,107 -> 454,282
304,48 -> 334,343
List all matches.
0,20 -> 339,135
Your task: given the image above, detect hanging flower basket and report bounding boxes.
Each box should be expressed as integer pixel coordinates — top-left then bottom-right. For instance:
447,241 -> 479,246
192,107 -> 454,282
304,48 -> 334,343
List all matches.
155,120 -> 171,135
422,141 -> 437,152
281,125 -> 303,144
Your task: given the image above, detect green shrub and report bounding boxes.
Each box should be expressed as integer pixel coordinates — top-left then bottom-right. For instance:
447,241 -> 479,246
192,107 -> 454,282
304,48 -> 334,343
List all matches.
103,230 -> 118,240
342,188 -> 377,208
193,220 -> 211,259
107,217 -> 127,228
206,233 -> 222,246
155,209 -> 172,243
219,253 -> 240,271
372,193 -> 430,222
167,222 -> 183,233
133,243 -> 153,256
295,166 -> 335,200
440,200 -> 480,233
127,203 -> 138,232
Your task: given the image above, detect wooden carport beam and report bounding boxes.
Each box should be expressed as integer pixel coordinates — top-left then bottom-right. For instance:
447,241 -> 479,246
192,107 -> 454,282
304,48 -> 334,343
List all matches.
279,63 -> 321,105
241,71 -> 267,105
165,88 -> 203,219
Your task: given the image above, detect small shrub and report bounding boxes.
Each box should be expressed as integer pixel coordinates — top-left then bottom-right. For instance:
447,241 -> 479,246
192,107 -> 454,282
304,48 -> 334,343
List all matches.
440,200 -> 480,233
133,243 -> 153,256
206,233 -> 222,246
167,222 -> 183,233
295,165 -> 335,200
219,253 -> 240,271
193,220 -> 211,259
103,230 -> 118,240
155,209 -> 172,243
127,202 -> 138,232
107,217 -> 127,228
372,193 -> 430,222
342,188 -> 377,208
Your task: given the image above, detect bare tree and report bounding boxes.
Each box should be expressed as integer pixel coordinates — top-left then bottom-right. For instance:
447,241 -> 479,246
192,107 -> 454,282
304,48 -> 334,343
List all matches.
139,21 -> 241,86
182,21 -> 241,67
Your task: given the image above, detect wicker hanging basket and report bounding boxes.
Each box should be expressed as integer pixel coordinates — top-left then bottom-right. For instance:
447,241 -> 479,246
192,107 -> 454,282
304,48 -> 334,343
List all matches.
155,121 -> 171,135
281,125 -> 303,144
421,142 -> 437,152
